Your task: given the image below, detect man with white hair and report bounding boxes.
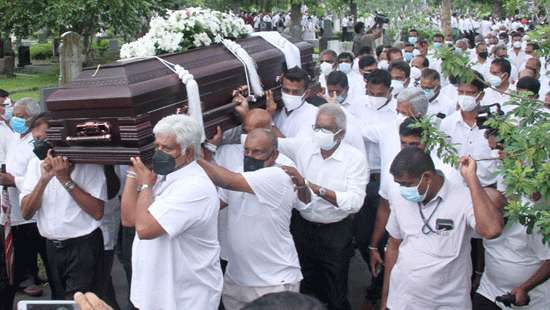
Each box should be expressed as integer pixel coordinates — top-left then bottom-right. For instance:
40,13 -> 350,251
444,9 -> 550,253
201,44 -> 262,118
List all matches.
121,114 -> 222,310
277,103 -> 368,310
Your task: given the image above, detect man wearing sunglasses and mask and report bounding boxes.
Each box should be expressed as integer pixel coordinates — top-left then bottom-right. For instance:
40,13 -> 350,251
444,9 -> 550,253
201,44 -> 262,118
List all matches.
421,69 -> 456,126
120,114 -> 222,310
277,103 -> 368,310
197,128 -> 302,310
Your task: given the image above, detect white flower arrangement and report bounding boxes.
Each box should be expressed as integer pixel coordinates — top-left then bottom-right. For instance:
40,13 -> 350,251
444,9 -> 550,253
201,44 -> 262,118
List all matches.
120,7 -> 253,59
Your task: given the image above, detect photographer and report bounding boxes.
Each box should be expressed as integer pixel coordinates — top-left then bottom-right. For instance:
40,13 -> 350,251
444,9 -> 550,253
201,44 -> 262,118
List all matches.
352,21 -> 383,56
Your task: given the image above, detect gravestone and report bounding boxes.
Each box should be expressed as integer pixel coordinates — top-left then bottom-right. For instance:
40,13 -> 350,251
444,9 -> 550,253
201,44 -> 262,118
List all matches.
40,87 -> 59,112
18,45 -> 31,67
59,31 -> 82,85
320,19 -> 334,51
0,56 -> 15,76
53,38 -> 60,57
0,37 -> 4,58
327,40 -> 343,55
109,39 -> 119,52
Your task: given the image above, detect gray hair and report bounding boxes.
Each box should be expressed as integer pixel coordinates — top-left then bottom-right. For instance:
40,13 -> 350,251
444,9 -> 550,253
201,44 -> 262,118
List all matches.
320,49 -> 337,60
393,41 -> 404,49
396,88 -> 429,116
153,114 -> 202,154
317,104 -> 346,131
494,44 -> 507,53
14,97 -> 41,117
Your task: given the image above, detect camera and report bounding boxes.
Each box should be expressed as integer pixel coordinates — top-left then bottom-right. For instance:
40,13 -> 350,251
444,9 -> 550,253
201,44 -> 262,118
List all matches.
374,12 -> 390,27
476,103 -> 504,130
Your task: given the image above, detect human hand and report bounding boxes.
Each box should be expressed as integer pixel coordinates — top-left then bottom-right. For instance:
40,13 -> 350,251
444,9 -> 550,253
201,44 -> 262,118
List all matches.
281,165 -> 305,190
0,172 -> 14,186
265,90 -> 277,115
459,156 -> 478,183
50,152 -> 72,183
130,157 -> 157,186
369,249 -> 384,276
74,292 -> 113,310
233,93 -> 250,119
208,126 -> 223,147
510,287 -> 530,306
324,90 -> 337,105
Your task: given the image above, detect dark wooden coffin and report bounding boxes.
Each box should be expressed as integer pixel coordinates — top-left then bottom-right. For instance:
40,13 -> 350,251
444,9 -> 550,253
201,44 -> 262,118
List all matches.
46,36 -> 313,164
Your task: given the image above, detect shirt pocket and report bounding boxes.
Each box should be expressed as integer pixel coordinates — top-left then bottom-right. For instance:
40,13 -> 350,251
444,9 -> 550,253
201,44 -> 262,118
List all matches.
421,229 -> 460,258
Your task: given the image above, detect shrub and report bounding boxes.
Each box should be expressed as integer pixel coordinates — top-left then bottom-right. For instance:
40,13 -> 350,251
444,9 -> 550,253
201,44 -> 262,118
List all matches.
30,43 -> 53,60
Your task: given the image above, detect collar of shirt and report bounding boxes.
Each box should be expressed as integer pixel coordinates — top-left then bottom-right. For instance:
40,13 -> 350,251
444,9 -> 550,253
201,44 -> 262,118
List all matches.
311,142 -> 346,162
420,172 -> 448,209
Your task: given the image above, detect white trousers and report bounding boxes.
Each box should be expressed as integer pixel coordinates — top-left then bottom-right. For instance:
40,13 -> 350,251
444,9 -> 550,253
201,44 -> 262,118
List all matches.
222,275 -> 300,310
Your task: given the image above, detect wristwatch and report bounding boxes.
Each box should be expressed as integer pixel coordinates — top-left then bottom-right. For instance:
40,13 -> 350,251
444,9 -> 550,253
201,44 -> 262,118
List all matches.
137,184 -> 151,193
62,180 -> 76,192
318,187 -> 327,197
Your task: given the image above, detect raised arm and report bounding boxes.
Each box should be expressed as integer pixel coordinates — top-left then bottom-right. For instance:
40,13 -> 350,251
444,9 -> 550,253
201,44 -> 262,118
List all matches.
460,156 -> 503,239
197,158 -> 253,193
21,159 -> 54,220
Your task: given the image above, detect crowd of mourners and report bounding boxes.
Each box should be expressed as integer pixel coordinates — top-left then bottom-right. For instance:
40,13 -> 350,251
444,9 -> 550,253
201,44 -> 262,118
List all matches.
0,9 -> 549,310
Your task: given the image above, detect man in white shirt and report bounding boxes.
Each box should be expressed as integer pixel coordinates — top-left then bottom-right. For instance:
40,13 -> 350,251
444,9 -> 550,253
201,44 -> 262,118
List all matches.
198,129 -> 302,310
20,151 -> 107,299
120,114 -> 222,310
272,67 -> 318,138
480,17 -> 493,37
420,69 -> 456,123
441,70 -> 500,187
389,61 -> 412,98
380,148 -> 503,310
481,58 -> 513,113
277,104 -> 368,310
508,32 -> 527,72
471,42 -> 492,81
475,199 -> 550,309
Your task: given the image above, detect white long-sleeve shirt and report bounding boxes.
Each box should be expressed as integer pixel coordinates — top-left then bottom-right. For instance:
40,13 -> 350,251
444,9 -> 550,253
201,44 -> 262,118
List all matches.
278,137 -> 368,223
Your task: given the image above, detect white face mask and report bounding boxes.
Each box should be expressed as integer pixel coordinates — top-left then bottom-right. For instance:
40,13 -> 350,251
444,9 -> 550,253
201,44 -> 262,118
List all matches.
282,92 -> 304,111
320,62 -> 334,76
312,128 -> 340,150
410,67 -> 422,80
513,41 -> 522,49
391,80 -> 405,95
367,95 -> 388,110
457,94 -> 479,112
378,60 -> 389,70
488,74 -> 503,87
412,49 -> 421,57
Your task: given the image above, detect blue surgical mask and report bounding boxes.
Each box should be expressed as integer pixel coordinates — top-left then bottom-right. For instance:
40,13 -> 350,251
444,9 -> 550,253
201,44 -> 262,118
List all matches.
404,52 -> 414,62
336,94 -> 346,104
338,62 -> 352,74
399,173 -> 429,203
433,42 -> 442,49
422,88 -> 434,99
9,116 -> 28,134
408,36 -> 418,45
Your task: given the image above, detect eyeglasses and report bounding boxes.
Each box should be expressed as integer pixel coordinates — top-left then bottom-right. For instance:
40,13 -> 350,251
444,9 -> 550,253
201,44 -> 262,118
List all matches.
320,60 -> 335,64
312,125 -> 341,135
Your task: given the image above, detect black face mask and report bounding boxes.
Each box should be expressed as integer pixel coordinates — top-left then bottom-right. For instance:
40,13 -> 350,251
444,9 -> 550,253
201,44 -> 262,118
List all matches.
479,51 -> 489,59
152,150 -> 177,175
243,156 -> 266,172
33,140 -> 52,160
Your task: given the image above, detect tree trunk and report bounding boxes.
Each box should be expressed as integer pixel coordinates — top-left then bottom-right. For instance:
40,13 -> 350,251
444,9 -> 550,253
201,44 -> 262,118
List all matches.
494,0 -> 504,19
441,0 -> 452,39
350,1 -> 357,23
290,3 -> 302,41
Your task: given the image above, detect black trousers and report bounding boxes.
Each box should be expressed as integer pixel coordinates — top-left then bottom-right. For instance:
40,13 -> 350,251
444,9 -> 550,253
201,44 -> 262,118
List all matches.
473,293 -> 502,310
46,228 -> 105,300
291,211 -> 354,310
116,225 -> 137,310
12,223 -> 52,290
102,250 -> 121,310
352,173 -> 386,302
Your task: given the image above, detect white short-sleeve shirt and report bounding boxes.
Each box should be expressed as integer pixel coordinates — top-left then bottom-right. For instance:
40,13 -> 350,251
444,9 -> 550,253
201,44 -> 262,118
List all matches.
130,161 -> 222,310
20,158 -> 107,240
5,133 -> 36,226
385,174 -> 477,310
478,220 -> 550,310
219,166 -> 303,287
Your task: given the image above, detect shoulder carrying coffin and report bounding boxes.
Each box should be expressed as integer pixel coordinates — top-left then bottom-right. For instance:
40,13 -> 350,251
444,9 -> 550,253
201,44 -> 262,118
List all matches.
46,36 -> 313,164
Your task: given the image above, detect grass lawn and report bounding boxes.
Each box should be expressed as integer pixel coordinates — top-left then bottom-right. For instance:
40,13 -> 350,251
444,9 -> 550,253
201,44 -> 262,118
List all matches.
0,70 -> 59,101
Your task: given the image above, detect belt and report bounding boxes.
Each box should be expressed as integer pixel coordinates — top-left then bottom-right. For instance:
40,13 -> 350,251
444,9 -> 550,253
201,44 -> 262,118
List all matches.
48,228 -> 101,249
298,214 -> 352,228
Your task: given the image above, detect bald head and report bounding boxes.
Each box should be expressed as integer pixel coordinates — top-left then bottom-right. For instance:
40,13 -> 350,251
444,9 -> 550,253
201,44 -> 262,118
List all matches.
244,128 -> 279,168
243,109 -> 273,133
